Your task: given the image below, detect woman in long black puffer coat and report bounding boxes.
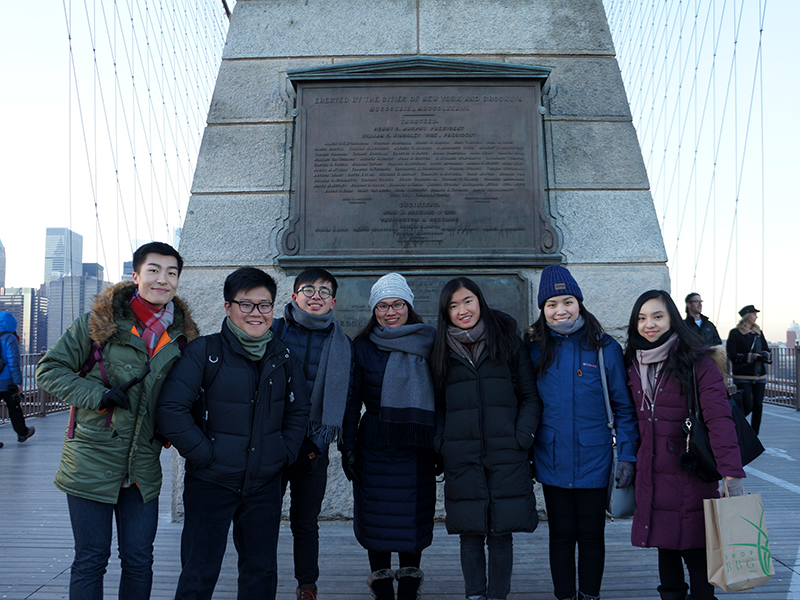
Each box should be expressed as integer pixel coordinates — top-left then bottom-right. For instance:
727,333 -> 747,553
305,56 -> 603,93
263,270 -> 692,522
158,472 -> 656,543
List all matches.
431,277 -> 542,600
341,273 -> 437,600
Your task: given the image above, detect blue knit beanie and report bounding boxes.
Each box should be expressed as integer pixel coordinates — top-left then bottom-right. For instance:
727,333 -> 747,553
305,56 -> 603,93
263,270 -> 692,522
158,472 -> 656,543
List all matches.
537,265 -> 583,308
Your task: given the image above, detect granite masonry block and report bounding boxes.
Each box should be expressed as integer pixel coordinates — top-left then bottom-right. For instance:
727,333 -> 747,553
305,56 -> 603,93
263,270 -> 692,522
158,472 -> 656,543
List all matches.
419,0 -> 614,56
546,121 -> 651,189
207,58 -> 331,124
550,190 -> 668,264
191,124 -> 290,194
180,193 -> 288,270
224,0 -> 418,59
509,56 -> 632,119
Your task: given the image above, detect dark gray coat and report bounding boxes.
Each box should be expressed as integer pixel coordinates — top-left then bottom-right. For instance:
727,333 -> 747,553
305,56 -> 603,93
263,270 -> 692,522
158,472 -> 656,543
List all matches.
434,337 -> 542,535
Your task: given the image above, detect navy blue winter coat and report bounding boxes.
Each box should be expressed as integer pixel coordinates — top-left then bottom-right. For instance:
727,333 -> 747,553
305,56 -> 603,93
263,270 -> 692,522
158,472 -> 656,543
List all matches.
342,336 -> 436,554
156,321 -> 311,495
529,331 -> 639,489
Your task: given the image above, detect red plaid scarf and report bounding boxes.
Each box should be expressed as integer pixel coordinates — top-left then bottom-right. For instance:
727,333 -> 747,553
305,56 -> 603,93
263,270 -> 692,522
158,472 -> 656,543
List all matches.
130,291 -> 175,357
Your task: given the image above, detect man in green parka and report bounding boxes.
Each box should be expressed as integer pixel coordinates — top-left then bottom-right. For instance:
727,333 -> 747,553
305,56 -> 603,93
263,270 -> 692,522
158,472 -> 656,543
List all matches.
37,241 -> 198,600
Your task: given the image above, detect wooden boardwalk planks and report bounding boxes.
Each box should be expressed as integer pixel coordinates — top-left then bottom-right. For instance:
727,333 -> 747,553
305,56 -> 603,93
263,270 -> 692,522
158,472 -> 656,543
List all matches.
1,407 -> 799,599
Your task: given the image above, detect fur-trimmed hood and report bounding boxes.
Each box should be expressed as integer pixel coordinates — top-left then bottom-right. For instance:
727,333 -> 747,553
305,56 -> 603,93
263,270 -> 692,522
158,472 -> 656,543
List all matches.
86,281 -> 199,345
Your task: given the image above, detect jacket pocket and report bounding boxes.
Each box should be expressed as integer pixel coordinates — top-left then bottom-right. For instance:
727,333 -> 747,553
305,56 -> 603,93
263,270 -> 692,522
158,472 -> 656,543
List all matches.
534,425 -> 556,478
578,430 -> 612,476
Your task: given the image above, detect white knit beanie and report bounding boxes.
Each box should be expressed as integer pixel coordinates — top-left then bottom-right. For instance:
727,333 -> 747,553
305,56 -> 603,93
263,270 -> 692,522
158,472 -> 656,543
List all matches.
368,273 -> 414,310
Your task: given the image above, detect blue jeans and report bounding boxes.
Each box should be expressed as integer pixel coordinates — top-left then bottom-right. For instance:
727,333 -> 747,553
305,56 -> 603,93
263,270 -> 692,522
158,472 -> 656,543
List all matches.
459,533 -> 513,600
66,487 -> 158,600
176,475 -> 282,600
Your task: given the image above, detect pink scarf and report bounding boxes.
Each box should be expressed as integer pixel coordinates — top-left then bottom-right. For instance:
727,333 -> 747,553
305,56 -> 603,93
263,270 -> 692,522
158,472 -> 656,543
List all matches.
635,333 -> 677,411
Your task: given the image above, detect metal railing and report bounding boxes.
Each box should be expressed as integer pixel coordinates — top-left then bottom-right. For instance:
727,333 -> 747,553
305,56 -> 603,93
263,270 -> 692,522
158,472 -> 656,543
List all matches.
0,352 -> 69,421
763,344 -> 800,410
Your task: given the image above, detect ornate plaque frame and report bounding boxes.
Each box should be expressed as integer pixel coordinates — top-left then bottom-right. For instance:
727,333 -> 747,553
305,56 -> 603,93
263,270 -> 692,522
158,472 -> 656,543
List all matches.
280,56 -> 559,268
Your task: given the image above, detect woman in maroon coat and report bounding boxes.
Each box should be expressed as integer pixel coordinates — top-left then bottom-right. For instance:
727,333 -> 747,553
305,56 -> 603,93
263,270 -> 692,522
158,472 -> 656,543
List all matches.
624,290 -> 745,600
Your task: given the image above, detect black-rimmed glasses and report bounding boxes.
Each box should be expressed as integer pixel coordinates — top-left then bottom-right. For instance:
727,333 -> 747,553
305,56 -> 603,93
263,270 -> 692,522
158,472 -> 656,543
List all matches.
375,300 -> 406,313
230,299 -> 274,314
297,285 -> 333,300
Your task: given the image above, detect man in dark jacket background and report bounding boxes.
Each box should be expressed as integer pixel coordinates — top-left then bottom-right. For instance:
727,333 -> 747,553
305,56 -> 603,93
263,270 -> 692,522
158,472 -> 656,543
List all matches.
684,293 -> 722,346
156,267 -> 310,600
272,267 -> 352,600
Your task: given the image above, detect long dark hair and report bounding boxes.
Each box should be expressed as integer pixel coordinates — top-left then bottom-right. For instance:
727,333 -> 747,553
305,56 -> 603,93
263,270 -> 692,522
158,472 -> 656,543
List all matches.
431,277 -> 519,387
354,303 -> 424,341
525,299 -> 605,375
624,289 -> 705,397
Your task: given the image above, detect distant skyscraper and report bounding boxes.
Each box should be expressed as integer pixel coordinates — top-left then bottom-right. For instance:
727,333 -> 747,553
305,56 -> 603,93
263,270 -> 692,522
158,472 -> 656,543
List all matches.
82,263 -> 105,280
173,227 -> 182,250
0,238 -> 6,290
47,274 -> 109,348
122,261 -> 134,281
44,228 -> 83,282
0,287 -> 48,353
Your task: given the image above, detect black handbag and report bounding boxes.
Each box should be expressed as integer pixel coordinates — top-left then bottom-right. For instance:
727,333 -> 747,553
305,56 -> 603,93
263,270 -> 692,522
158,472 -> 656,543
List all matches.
679,366 -> 765,482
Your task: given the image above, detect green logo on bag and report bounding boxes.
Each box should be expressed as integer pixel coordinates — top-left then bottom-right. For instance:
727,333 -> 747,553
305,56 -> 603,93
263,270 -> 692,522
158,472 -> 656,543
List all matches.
727,503 -> 774,577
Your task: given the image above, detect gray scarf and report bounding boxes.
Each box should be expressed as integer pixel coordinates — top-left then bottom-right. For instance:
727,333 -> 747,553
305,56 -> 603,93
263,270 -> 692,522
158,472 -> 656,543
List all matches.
369,323 -> 436,448
446,319 -> 487,366
546,314 -> 585,336
283,301 -> 351,444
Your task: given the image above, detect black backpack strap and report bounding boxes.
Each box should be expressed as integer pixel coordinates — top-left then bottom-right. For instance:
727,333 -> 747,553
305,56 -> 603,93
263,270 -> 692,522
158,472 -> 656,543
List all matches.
194,334 -> 222,432
68,342 -> 109,438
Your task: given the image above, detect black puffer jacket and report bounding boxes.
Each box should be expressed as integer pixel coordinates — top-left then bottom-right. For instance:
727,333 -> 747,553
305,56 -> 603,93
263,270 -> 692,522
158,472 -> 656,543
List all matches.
273,315 -> 330,394
343,336 -> 436,554
434,336 -> 542,535
684,314 -> 722,346
156,322 -> 310,495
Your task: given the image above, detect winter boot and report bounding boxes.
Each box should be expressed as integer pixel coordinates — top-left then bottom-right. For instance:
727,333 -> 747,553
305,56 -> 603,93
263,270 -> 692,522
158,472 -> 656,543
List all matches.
296,584 -> 318,600
577,592 -> 600,600
395,567 -> 424,600
657,583 -> 689,600
367,569 -> 395,600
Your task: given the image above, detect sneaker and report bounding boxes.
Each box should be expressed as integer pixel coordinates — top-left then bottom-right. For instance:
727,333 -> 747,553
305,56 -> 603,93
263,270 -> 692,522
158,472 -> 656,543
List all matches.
18,426 -> 35,443
296,585 -> 318,600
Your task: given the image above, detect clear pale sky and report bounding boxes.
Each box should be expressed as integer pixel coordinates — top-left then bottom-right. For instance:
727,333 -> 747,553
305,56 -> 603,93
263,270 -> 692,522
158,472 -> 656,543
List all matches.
1,2 -> 797,343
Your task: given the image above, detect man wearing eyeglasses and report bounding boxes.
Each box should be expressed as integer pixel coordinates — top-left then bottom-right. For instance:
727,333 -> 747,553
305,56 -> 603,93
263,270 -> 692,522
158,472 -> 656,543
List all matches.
684,292 -> 722,346
156,267 -> 311,600
271,267 -> 353,600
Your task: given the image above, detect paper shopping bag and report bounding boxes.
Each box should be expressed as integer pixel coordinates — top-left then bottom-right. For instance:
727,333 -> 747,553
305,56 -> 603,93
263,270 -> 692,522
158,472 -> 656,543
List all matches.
704,493 -> 775,592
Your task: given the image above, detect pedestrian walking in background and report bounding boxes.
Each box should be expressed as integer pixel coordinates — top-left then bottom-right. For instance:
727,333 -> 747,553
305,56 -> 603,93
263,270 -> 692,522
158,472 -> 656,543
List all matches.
683,293 -> 722,347
431,277 -> 542,600
625,290 -> 744,600
0,311 -> 35,448
527,266 -> 638,600
727,305 -> 770,435
341,273 -> 437,600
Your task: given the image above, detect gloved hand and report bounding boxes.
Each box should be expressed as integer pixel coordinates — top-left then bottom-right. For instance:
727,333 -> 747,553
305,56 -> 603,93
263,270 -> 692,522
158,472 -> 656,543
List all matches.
341,449 -> 360,484
100,386 -> 131,410
720,476 -> 744,497
10,384 -> 21,396
434,453 -> 445,477
615,461 -> 635,488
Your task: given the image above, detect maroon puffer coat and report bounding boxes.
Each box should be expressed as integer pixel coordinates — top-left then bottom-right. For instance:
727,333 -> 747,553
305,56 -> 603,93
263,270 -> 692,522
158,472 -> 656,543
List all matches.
627,352 -> 744,550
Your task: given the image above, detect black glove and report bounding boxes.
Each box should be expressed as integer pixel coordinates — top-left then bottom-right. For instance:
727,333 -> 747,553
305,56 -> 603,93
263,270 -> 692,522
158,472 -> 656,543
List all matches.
10,384 -> 21,396
434,453 -> 445,477
341,449 -> 360,484
759,351 -> 772,364
100,386 -> 131,410
615,460 -> 635,488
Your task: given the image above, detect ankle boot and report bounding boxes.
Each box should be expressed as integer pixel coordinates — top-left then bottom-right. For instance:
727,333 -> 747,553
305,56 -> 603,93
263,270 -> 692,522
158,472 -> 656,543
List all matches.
395,567 -> 424,600
367,569 -> 395,600
578,592 -> 600,600
657,583 -> 688,600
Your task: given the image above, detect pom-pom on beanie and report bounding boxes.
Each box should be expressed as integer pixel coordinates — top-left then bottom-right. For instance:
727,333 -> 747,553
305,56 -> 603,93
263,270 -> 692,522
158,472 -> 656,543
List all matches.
369,273 -> 415,311
537,265 -> 583,308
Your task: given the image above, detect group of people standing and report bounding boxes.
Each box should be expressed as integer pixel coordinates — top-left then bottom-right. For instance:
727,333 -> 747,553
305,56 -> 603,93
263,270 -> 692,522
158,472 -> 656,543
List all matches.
34,242 -> 764,600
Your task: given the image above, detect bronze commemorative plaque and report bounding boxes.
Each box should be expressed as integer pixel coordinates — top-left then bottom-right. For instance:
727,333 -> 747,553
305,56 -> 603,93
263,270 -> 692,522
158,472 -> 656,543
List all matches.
281,60 -> 558,267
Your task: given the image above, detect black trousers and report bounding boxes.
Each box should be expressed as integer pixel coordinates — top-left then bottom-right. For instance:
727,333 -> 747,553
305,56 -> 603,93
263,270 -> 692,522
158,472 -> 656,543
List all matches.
281,438 -> 330,586
0,390 -> 29,437
657,547 -> 716,600
734,380 -> 765,435
368,550 -> 421,571
542,485 -> 607,599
